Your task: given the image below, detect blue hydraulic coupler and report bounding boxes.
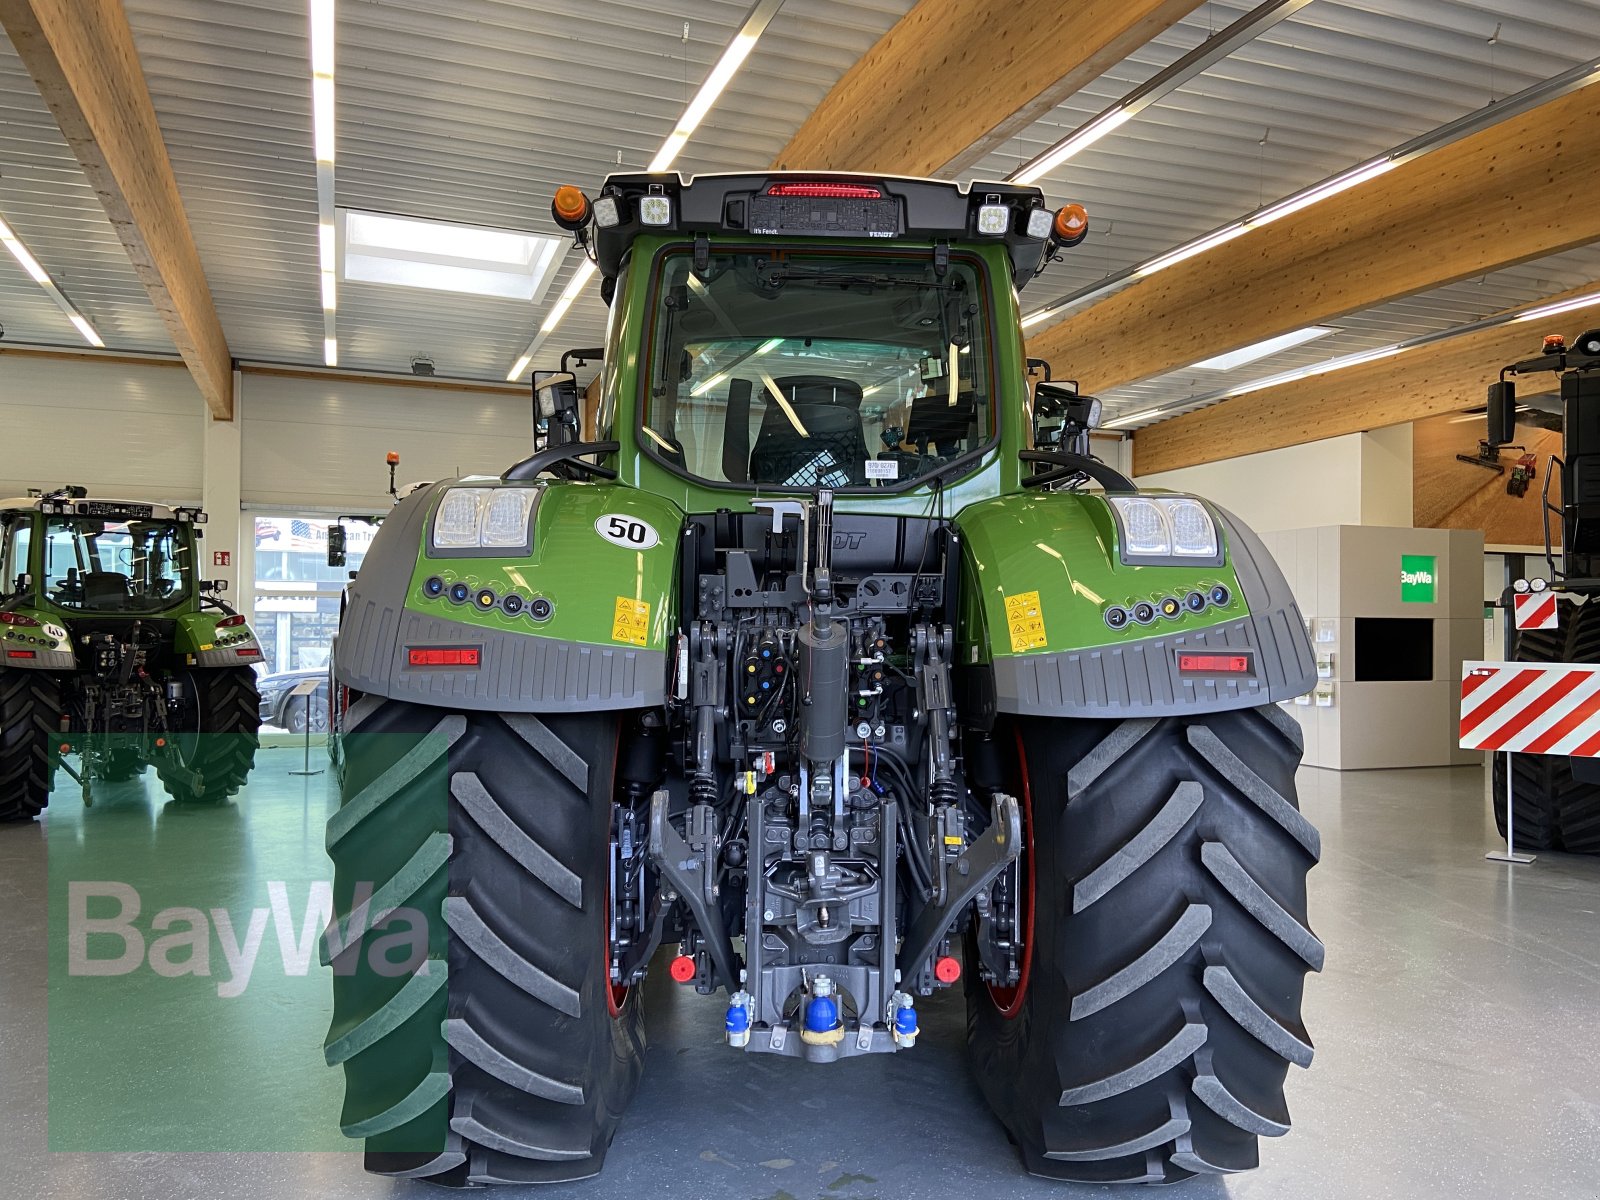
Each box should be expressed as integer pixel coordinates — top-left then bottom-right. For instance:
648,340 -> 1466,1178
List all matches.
800,974 -> 845,1047
891,990 -> 918,1049
804,994 -> 839,1034
725,990 -> 753,1048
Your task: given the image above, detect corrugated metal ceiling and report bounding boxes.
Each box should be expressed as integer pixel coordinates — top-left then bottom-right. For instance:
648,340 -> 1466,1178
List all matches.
0,0 -> 1597,404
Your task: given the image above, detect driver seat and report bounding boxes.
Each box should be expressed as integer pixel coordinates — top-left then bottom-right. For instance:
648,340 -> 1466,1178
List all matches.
82,571 -> 131,608
749,375 -> 870,487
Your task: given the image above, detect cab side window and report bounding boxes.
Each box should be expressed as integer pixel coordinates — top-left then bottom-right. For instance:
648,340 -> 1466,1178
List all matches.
1,519 -> 31,595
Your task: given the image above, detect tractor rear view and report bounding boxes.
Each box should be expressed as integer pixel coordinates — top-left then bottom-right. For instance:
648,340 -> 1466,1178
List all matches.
322,172 -> 1323,1185
0,488 -> 262,819
1487,329 -> 1600,853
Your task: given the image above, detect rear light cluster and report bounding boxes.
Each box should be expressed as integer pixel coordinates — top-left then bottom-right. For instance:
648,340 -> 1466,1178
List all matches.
407,646 -> 481,668
0,611 -> 40,626
1178,653 -> 1252,675
765,181 -> 883,199
217,614 -> 247,628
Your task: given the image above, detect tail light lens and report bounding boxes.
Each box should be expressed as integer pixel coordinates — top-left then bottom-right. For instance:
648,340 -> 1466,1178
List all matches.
0,611 -> 40,627
217,614 -> 247,628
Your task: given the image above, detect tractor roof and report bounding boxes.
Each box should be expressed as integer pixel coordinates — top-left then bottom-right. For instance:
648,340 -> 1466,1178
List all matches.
590,171 -> 1054,289
0,494 -> 197,522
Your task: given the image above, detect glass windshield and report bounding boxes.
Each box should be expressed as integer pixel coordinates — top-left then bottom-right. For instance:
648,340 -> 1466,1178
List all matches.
643,250 -> 994,489
43,517 -> 193,613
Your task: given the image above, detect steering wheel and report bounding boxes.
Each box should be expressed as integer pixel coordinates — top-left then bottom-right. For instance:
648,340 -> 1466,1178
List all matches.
503,441 -> 620,482
1019,449 -> 1136,493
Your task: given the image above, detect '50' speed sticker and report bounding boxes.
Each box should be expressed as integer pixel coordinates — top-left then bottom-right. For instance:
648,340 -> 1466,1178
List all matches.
595,514 -> 660,550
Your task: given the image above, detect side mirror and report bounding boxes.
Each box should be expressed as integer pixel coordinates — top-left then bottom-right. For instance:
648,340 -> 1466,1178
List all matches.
532,370 -> 581,449
327,524 -> 347,567
1034,381 -> 1101,454
1486,380 -> 1517,446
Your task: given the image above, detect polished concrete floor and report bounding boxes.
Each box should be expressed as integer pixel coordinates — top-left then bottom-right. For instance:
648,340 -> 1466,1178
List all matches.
3,742 -> 1599,1199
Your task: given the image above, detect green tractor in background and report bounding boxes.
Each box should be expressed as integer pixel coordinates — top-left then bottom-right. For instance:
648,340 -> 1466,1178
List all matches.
0,488 -> 263,820
324,173 -> 1323,1186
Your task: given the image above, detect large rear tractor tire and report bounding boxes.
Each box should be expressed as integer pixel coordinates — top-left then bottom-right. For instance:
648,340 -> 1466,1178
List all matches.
325,698 -> 646,1185
0,668 -> 61,823
966,707 -> 1322,1183
156,667 -> 260,804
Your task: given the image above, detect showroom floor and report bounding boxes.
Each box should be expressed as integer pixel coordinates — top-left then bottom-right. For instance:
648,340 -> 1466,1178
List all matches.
3,747 -> 1598,1200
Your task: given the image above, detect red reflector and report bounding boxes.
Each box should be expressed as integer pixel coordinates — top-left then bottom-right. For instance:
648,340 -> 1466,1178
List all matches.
217,614 -> 247,628
669,955 -> 697,983
766,181 -> 882,199
6,650 -> 36,659
934,955 -> 962,984
407,646 -> 481,667
235,648 -> 261,657
1178,653 -> 1251,674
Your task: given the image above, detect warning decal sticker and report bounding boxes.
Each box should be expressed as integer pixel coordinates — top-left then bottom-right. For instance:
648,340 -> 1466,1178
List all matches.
612,597 -> 651,647
1004,590 -> 1047,653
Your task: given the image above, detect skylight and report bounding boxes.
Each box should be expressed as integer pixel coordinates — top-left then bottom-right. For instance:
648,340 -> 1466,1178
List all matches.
338,209 -> 562,301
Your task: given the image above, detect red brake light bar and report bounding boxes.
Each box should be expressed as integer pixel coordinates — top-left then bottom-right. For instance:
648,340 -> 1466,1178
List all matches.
766,182 -> 882,199
7,650 -> 37,659
235,648 -> 261,657
408,646 -> 481,668
1178,653 -> 1252,674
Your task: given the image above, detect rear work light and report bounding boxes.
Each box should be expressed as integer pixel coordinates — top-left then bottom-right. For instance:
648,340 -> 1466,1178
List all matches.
766,182 -> 882,199
407,646 -> 482,668
1178,653 -> 1252,674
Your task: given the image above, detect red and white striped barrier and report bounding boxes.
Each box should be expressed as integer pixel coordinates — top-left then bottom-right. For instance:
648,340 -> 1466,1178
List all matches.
1460,661 -> 1600,757
1512,592 -> 1559,630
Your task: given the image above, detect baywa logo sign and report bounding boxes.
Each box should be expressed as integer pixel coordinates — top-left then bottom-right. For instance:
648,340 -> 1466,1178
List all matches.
1401,554 -> 1438,604
66,880 -> 429,997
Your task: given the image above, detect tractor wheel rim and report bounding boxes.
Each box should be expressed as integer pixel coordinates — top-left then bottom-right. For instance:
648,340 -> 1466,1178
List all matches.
986,725 -> 1035,1019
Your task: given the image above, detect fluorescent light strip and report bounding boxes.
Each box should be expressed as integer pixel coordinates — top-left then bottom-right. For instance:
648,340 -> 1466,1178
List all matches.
1137,224 -> 1247,277
649,0 -> 785,173
1004,0 -> 1315,185
1192,326 -> 1337,371
310,0 -> 337,365
1011,108 -> 1131,186
0,214 -> 105,346
1026,54 -> 1600,326
1513,289 -> 1600,323
508,2 -> 783,379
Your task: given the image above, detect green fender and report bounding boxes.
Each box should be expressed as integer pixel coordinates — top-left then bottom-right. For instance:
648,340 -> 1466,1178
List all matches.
954,492 -> 1314,718
334,478 -> 683,712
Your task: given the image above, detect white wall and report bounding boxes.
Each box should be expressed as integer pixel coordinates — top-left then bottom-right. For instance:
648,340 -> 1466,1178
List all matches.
1135,428 -> 1412,532
240,373 -> 534,512
0,355 -> 206,501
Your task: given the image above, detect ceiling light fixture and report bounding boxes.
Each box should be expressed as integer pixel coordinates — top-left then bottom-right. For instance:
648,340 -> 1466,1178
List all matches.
1513,289 -> 1600,323
649,0 -> 786,173
1003,0 -> 1314,185
1025,55 -> 1600,329
1192,326 -> 1338,371
507,1 -> 785,381
0,214 -> 105,346
309,0 -> 338,366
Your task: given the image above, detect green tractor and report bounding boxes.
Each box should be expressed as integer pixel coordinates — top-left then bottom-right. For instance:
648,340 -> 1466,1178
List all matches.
324,174 -> 1323,1185
0,488 -> 262,819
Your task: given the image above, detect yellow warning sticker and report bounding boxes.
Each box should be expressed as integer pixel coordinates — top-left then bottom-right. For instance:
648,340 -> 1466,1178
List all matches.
1003,590 -> 1048,653
199,643 -> 214,652
611,597 -> 651,647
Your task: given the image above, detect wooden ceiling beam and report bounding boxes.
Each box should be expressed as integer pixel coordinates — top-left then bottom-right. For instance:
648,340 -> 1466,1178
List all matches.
0,0 -> 234,418
771,0 -> 1205,177
1132,284 -> 1600,476
1031,81 -> 1600,397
